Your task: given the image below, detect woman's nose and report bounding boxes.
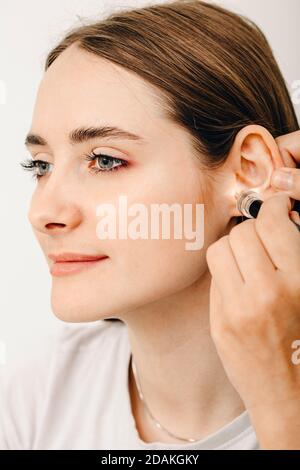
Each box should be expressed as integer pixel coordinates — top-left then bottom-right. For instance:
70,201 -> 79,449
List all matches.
27,175 -> 82,235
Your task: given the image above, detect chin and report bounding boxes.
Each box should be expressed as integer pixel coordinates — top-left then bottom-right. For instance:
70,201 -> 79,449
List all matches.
50,288 -> 127,323
51,303 -> 96,323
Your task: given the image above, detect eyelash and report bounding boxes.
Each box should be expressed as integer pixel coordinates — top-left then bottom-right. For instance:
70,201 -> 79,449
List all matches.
20,151 -> 128,180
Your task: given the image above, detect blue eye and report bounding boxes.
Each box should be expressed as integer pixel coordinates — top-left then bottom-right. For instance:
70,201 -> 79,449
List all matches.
20,159 -> 53,180
84,151 -> 128,174
20,152 -> 128,180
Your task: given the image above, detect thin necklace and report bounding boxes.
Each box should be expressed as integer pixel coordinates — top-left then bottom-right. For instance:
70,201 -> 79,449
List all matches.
130,353 -> 199,443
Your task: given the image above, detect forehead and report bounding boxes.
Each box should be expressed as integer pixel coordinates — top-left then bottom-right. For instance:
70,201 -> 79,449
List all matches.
31,43 -> 166,135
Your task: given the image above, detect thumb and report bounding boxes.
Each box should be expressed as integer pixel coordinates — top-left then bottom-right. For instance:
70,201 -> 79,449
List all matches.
270,167 -> 300,199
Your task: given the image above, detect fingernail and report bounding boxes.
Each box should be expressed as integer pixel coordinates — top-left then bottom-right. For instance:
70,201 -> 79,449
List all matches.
271,169 -> 293,190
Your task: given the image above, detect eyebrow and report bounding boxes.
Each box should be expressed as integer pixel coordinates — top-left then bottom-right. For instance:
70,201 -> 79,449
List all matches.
24,125 -> 146,147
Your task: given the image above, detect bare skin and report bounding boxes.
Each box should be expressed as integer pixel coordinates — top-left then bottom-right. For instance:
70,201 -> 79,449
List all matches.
26,43 -> 299,445
206,130 -> 300,449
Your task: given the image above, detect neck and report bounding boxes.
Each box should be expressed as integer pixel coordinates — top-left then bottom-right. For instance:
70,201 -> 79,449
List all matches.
122,270 -> 246,443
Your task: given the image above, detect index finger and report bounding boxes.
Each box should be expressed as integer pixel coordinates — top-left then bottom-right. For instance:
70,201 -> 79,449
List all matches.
270,167 -> 300,201
275,130 -> 300,167
254,193 -> 300,272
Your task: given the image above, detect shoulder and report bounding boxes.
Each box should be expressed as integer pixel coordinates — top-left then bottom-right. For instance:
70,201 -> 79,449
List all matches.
0,320 -> 127,449
0,319 -> 126,389
0,331 -> 57,449
56,319 -> 127,353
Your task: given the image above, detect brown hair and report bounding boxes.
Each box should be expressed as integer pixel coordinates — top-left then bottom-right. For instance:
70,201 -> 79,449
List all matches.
44,0 -> 299,321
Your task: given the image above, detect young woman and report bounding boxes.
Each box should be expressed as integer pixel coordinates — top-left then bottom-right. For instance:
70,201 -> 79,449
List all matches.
1,0 -> 300,450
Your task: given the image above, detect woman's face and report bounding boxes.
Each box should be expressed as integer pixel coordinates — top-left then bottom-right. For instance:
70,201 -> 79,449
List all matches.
27,44 -> 229,322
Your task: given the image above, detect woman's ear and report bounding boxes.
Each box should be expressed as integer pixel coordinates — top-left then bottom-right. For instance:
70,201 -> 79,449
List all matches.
224,124 -> 289,218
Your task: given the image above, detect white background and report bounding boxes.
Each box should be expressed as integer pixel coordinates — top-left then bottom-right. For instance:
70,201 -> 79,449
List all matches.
0,0 -> 299,367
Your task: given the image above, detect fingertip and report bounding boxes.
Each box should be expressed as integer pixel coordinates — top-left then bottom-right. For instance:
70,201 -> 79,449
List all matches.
262,191 -> 292,215
290,210 -> 300,225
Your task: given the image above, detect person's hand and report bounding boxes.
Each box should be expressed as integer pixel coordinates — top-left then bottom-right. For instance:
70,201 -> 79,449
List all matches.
271,130 -> 300,224
206,130 -> 300,449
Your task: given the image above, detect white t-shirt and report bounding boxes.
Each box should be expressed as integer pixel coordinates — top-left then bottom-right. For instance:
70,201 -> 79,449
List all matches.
0,320 -> 260,450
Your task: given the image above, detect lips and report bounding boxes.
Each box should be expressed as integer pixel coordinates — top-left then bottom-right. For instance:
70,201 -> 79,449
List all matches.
48,252 -> 109,276
48,252 -> 108,262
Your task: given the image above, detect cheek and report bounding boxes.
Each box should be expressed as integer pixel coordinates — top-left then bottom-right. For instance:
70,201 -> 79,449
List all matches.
114,230 -> 207,306
88,163 -> 218,303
